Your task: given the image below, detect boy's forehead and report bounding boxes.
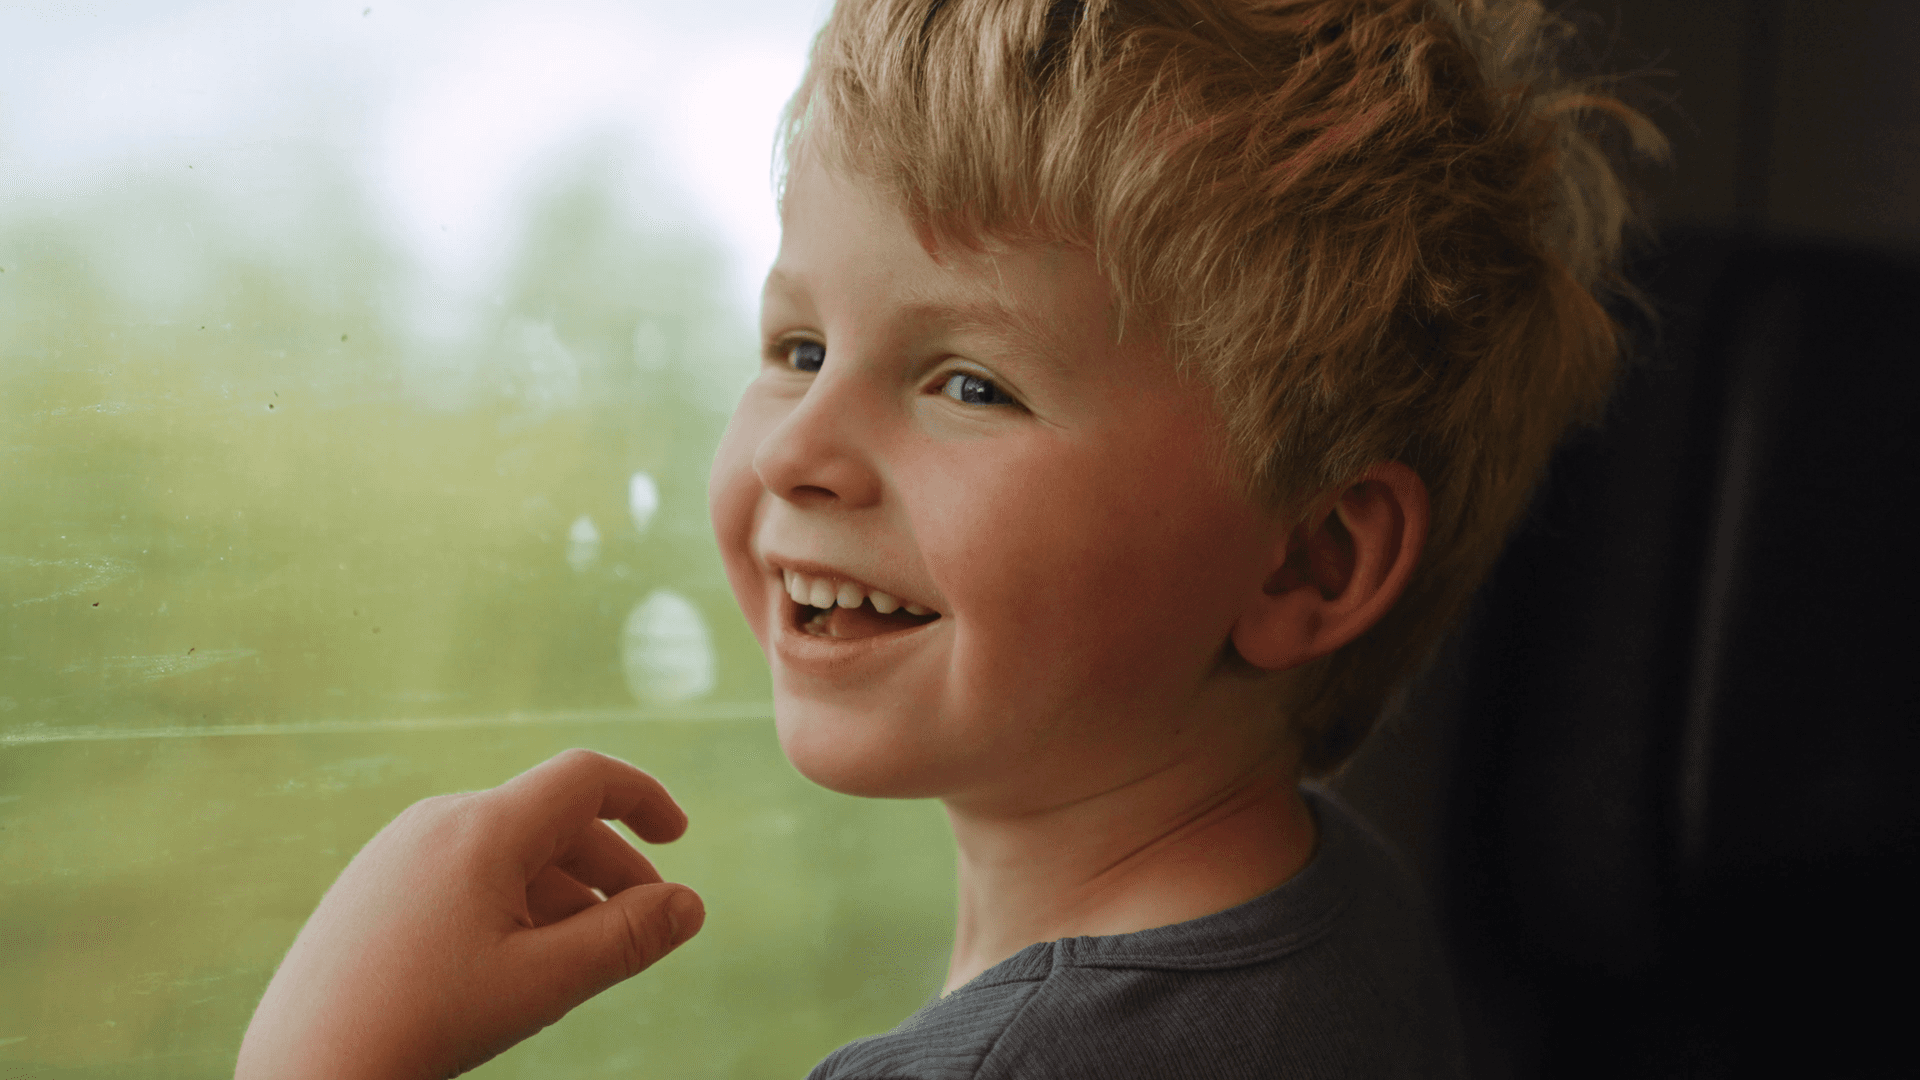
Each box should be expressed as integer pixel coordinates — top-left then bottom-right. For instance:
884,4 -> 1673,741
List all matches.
768,161 -> 1130,356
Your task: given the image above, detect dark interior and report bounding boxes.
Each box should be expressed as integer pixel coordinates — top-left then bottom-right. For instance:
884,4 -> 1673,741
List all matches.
1331,3 -> 1920,1076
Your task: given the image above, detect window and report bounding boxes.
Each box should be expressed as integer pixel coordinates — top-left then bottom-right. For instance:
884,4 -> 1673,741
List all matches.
0,3 -> 953,1076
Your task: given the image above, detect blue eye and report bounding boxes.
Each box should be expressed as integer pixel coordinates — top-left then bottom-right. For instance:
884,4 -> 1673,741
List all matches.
940,372 -> 1015,406
787,340 -> 825,373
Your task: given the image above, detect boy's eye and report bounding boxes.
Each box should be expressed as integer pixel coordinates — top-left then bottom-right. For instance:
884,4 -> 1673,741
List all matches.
939,372 -> 1015,407
786,340 -> 825,373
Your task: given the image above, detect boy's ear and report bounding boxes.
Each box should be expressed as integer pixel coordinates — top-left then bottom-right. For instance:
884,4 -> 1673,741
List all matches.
1230,462 -> 1430,672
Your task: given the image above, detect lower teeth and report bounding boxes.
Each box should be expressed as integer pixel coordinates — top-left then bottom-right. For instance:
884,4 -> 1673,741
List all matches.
800,603 -> 936,639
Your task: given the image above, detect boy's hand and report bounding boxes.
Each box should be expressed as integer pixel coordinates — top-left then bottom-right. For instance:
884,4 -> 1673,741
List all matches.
236,748 -> 705,1080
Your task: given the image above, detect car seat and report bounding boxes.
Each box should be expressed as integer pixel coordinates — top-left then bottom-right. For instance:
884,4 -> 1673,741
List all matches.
1337,228 -> 1920,1079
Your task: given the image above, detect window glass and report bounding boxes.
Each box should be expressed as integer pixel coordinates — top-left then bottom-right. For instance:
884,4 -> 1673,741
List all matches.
0,3 -> 955,1076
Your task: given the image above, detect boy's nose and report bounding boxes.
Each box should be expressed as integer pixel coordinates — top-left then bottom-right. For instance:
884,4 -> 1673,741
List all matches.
750,379 -> 882,510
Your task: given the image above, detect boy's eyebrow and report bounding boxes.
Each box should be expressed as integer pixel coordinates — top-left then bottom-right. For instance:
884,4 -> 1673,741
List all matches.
764,268 -> 1074,369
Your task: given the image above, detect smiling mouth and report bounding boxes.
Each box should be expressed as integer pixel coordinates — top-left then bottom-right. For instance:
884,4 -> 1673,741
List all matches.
781,568 -> 941,640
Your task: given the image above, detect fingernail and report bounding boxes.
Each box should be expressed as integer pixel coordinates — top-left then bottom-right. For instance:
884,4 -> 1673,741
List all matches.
666,889 -> 701,946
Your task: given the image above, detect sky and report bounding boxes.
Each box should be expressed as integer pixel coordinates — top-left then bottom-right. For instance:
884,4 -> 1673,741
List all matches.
0,0 -> 830,320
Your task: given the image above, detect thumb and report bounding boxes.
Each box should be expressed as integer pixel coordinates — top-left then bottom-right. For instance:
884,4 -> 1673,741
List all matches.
519,883 -> 705,1008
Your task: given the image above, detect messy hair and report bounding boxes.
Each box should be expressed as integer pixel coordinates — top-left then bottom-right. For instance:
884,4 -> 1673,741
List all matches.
782,0 -> 1666,775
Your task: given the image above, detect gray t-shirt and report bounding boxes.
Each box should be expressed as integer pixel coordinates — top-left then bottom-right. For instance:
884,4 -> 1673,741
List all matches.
808,787 -> 1465,1079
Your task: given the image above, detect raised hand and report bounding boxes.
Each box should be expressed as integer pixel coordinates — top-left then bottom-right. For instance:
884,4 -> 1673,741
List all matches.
236,748 -> 705,1080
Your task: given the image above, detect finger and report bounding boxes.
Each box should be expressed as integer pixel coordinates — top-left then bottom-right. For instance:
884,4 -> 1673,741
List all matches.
553,820 -> 663,899
526,864 -> 601,928
495,749 -> 689,853
509,883 -> 705,1010
485,750 -> 688,886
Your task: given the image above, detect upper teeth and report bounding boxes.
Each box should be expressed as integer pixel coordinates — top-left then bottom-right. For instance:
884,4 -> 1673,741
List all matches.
783,569 -> 930,616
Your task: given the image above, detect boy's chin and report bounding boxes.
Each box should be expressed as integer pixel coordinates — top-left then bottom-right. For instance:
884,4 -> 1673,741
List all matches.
773,698 -> 960,800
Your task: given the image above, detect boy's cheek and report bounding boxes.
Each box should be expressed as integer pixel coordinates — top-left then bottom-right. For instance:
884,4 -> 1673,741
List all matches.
715,537 -> 770,650
708,402 -> 774,647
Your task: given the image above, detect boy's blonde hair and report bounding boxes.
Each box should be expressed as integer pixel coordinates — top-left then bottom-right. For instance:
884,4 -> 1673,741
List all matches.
782,0 -> 1665,774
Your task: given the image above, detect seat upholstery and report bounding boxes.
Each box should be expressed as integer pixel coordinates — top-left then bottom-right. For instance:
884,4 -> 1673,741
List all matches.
1337,229 -> 1920,1079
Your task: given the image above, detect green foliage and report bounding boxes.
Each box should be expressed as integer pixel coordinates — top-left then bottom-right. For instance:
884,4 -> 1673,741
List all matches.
0,141 -> 953,1077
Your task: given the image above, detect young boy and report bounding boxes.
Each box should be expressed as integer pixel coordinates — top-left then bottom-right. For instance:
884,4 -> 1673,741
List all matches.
237,0 -> 1658,1076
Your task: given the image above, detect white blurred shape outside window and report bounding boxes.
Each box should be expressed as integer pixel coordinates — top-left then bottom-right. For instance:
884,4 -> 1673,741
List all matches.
621,589 -> 715,706
629,472 -> 661,536
567,514 -> 601,572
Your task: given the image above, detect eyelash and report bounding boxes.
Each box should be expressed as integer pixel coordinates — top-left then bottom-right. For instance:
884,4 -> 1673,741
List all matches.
771,337 -> 1020,409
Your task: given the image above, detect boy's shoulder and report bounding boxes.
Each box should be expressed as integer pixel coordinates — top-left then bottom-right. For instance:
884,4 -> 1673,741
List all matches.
808,789 -> 1466,1080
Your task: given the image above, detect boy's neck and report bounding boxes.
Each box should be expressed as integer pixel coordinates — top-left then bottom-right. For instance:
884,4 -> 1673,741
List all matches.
939,748 -> 1315,995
